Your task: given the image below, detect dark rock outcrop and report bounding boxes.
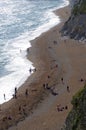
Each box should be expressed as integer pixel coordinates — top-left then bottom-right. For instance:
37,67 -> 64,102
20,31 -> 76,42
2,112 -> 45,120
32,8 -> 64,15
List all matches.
61,0 -> 86,40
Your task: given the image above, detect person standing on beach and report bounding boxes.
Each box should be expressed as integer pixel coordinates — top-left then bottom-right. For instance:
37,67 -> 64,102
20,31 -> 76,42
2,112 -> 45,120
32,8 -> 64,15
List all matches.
25,89 -> 28,97
15,87 -> 17,94
67,86 -> 70,92
4,94 -> 6,100
61,77 -> 64,84
29,68 -> 32,73
13,87 -> 17,99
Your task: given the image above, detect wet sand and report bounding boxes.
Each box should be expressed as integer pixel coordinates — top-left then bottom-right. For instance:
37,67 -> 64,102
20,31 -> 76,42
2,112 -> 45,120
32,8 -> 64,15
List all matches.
0,4 -> 86,130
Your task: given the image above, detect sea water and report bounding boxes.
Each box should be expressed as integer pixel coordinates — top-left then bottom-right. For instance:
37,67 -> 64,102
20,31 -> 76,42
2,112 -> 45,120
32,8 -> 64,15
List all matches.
0,0 -> 69,104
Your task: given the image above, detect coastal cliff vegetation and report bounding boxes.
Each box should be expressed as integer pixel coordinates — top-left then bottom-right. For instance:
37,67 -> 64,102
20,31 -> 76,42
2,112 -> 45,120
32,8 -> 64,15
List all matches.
64,85 -> 86,130
62,0 -> 86,40
73,0 -> 86,15
61,1 -> 86,130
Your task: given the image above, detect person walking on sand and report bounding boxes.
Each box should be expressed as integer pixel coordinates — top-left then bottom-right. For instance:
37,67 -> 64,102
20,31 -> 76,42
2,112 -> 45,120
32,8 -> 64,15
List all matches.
15,87 -> 17,94
61,77 -> 64,84
29,68 -> 32,73
67,86 -> 70,92
13,87 -> 17,99
25,89 -> 28,97
65,105 -> 68,110
48,75 -> 50,79
4,94 -> 6,100
43,84 -> 47,89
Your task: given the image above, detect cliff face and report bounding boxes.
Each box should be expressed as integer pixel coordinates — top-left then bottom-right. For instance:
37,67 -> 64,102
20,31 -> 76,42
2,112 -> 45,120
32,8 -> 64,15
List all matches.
64,86 -> 86,130
61,1 -> 86,130
62,0 -> 86,40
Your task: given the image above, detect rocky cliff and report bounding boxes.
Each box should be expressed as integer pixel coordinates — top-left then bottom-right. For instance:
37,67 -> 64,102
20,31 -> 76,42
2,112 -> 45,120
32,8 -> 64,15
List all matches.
61,1 -> 86,130
64,85 -> 86,130
62,0 -> 86,40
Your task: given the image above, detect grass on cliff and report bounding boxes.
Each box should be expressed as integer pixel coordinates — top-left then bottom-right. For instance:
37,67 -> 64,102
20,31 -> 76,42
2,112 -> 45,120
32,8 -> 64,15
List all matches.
73,0 -> 86,15
71,87 -> 84,108
70,85 -> 86,130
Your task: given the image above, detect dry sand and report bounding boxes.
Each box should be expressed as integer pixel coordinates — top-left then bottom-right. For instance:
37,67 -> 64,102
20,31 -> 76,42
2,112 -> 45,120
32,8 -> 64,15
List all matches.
0,4 -> 86,130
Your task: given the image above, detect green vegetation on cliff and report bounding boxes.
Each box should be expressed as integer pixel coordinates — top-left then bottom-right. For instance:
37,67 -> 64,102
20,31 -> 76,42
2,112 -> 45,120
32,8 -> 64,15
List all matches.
73,0 -> 86,15
71,86 -> 86,130
62,0 -> 86,40
64,85 -> 86,130
62,1 -> 86,129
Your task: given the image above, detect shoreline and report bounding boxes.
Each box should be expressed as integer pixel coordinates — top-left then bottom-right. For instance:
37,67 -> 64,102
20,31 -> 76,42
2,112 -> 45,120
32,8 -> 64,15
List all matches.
0,1 -> 86,130
0,1 -> 69,105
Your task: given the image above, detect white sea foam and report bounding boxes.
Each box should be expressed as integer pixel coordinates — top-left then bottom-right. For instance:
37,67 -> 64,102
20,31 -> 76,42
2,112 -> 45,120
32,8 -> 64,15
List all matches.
0,69 -> 33,104
26,0 -> 69,40
0,0 -> 69,104
0,32 -> 34,104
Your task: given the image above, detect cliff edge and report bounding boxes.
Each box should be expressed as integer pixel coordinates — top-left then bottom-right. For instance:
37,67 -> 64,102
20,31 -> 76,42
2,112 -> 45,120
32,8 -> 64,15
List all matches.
64,85 -> 86,130
62,0 -> 86,41
61,1 -> 86,130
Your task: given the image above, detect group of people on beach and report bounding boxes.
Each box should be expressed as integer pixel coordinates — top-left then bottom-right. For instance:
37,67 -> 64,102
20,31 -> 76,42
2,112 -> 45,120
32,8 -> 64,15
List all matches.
43,81 -> 58,96
3,87 -> 29,101
12,87 -> 29,99
3,67 -> 37,101
2,54 -> 85,125
57,104 -> 68,112
2,87 -> 29,122
29,67 -> 36,74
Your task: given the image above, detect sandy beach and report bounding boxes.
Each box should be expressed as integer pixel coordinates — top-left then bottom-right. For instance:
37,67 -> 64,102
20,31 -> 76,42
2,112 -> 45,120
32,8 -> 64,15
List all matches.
0,3 -> 86,130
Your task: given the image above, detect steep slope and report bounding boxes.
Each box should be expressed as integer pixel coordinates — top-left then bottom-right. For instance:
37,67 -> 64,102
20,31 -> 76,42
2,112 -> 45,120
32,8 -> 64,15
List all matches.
62,1 -> 86,130
62,0 -> 86,40
64,85 -> 86,130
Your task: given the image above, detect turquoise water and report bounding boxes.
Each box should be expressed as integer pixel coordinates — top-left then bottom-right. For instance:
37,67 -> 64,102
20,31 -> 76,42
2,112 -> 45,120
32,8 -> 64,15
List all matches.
0,0 -> 69,104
